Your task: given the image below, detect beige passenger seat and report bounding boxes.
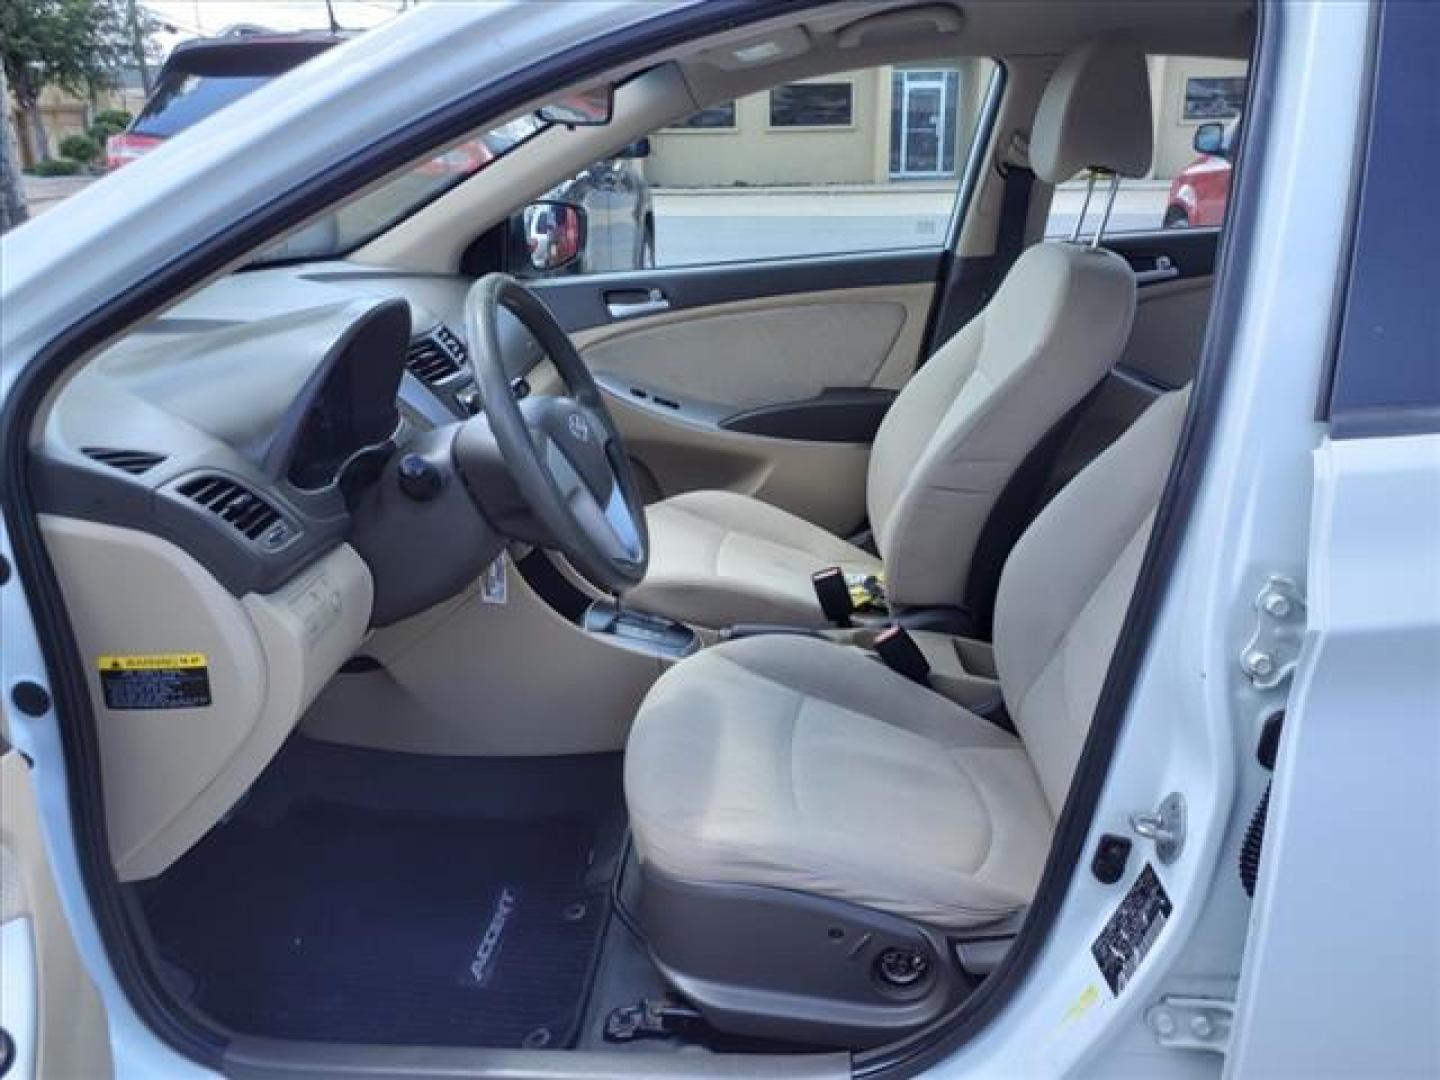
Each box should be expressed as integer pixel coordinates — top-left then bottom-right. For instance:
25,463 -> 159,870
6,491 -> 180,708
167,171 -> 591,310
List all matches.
626,37 -> 1154,630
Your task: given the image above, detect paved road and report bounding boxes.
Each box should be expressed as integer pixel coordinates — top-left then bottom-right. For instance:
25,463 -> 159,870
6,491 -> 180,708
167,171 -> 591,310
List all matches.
654,210 -> 1168,265
19,175 -> 95,217
651,183 -> 1171,265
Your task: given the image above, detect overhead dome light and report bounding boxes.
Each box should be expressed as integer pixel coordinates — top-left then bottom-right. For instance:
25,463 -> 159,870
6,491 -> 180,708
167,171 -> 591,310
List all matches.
700,26 -> 810,70
733,40 -> 785,64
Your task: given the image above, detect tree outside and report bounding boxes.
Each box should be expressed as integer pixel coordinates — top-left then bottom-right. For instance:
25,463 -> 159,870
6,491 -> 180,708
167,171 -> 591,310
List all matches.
1,0 -> 148,167
2,65 -> 30,232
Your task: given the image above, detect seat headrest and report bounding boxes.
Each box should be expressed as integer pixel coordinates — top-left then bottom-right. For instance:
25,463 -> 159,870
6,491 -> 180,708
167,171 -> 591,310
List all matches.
1030,37 -> 1153,183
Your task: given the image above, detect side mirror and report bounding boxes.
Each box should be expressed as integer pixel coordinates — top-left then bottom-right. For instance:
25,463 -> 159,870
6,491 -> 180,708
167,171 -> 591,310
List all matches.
1193,122 -> 1226,157
616,137 -> 652,160
518,201 -> 586,274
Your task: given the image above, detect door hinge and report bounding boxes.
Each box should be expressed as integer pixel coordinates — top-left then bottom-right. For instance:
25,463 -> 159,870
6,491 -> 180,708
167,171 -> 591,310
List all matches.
1239,575 -> 1307,690
1145,994 -> 1235,1053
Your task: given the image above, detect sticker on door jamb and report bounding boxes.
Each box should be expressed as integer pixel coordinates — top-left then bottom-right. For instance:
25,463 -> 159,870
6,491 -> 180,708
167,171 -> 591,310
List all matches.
1091,863 -> 1172,996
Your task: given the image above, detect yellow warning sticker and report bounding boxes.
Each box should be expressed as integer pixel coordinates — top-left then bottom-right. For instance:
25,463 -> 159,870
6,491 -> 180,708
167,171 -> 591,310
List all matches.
98,653 -> 208,671
97,654 -> 212,710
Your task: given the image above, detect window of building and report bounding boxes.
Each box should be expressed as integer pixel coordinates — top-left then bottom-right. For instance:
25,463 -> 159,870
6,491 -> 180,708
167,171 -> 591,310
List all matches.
769,82 -> 854,128
667,103 -> 737,131
1183,76 -> 1247,120
1043,54 -> 1250,238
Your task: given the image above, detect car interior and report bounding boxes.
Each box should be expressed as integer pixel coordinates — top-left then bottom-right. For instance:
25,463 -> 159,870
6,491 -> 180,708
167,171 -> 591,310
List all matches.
29,0 -> 1256,1066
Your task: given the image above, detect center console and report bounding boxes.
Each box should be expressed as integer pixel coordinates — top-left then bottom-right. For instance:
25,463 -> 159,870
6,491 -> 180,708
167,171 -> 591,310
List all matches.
582,600 -> 700,660
517,547 -> 1003,720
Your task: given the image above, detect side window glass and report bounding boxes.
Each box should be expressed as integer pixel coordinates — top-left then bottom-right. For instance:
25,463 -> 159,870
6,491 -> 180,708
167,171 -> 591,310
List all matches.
514,60 -> 997,277
1043,55 -> 1249,238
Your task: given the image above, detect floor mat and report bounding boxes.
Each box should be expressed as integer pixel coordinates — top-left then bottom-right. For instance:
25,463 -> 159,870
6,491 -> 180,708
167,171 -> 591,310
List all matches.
140,741 -> 623,1049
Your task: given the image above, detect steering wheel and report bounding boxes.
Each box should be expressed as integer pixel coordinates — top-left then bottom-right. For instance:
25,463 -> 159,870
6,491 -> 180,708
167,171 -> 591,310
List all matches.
460,273 -> 648,594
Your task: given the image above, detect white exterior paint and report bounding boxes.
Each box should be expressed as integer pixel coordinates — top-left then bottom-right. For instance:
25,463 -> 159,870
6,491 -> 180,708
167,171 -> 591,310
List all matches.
0,1 -> 1432,1077
920,5 -> 1376,1075
1228,432 -> 1440,1077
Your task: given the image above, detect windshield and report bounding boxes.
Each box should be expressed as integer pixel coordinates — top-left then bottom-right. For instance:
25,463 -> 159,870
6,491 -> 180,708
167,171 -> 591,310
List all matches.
252,115 -> 546,265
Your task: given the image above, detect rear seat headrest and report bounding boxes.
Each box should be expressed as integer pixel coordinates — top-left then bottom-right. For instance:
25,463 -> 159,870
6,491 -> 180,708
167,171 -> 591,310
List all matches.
1030,37 -> 1153,184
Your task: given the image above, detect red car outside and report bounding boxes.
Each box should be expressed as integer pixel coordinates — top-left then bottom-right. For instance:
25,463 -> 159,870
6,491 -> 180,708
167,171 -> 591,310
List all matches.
1164,118 -> 1241,228
107,30 -> 491,176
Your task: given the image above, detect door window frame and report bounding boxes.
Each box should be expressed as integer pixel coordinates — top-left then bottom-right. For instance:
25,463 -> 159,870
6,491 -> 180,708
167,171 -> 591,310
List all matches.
1321,0 -> 1440,438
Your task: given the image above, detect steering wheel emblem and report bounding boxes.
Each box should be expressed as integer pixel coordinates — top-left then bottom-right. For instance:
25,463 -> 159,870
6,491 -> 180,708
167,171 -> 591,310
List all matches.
567,412 -> 591,443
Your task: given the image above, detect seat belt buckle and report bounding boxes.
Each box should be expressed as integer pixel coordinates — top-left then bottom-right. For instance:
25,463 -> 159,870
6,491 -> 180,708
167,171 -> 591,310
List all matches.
811,566 -> 855,627
873,625 -> 930,685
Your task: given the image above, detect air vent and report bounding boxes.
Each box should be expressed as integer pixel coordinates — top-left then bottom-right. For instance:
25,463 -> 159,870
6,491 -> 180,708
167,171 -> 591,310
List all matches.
178,475 -> 284,542
81,446 -> 166,475
433,323 -> 468,363
406,325 -> 468,385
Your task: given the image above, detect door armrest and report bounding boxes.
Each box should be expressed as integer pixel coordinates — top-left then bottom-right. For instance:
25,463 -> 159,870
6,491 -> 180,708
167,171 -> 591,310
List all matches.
719,388 -> 898,443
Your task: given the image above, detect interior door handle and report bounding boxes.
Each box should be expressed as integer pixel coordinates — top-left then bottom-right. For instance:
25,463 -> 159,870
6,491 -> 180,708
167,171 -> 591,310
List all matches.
1134,255 -> 1180,285
605,288 -> 670,320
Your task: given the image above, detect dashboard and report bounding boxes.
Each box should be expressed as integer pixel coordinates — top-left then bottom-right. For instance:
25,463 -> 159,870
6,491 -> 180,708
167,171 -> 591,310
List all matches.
33,262 -> 544,599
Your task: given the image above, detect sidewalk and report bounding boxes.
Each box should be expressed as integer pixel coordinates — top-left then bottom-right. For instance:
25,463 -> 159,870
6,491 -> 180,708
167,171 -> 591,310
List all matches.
21,175 -> 96,216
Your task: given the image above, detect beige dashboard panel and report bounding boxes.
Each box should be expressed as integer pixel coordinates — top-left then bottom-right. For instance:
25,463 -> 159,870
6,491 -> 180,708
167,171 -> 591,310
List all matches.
40,516 -> 371,881
302,553 -> 663,756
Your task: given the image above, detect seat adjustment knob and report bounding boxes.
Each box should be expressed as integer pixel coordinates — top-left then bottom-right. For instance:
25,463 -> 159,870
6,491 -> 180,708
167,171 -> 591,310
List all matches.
875,947 -> 930,988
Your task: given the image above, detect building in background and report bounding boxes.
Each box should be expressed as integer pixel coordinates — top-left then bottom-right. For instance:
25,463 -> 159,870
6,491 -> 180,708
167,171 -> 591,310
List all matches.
647,61 -> 991,188
646,55 -> 1247,189
6,68 -> 147,168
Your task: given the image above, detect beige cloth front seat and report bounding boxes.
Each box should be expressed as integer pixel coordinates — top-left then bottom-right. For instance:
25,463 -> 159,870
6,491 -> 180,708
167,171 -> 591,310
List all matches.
625,385 -> 1190,929
626,38 -> 1153,630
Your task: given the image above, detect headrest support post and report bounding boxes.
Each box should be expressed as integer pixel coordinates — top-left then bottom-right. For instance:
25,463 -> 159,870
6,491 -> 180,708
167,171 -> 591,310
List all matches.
1069,171 -> 1098,243
1089,172 -> 1120,249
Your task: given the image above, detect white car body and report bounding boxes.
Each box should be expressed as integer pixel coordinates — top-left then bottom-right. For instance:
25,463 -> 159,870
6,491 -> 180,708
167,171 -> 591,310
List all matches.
1,1 -> 1436,1077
